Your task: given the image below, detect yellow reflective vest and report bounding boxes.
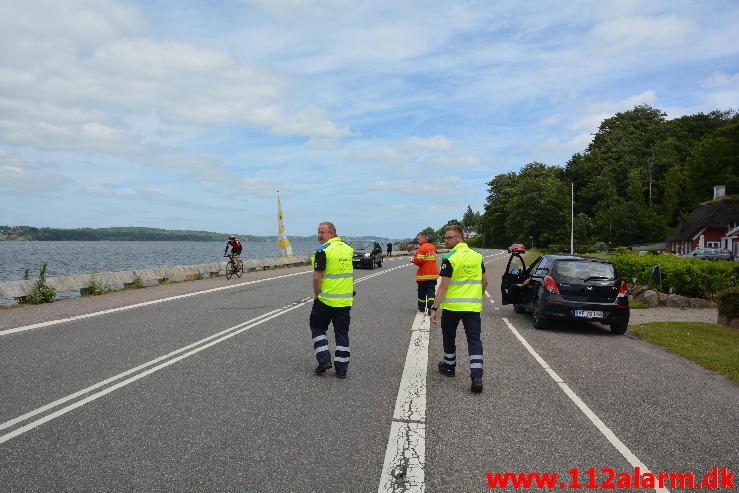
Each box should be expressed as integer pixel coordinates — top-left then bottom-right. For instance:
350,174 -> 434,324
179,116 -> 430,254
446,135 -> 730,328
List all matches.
439,243 -> 483,312
312,236 -> 354,308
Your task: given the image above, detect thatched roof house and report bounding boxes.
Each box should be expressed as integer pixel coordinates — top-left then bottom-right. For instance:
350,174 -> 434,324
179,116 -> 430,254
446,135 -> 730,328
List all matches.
668,195 -> 739,256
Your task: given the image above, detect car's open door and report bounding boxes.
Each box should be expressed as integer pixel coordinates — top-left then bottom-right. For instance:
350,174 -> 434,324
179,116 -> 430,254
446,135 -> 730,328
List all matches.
501,253 -> 526,305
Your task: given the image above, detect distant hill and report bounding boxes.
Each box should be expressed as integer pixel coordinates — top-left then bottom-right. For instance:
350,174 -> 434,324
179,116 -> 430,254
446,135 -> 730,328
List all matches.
0,226 -> 392,243
0,226 -> 269,242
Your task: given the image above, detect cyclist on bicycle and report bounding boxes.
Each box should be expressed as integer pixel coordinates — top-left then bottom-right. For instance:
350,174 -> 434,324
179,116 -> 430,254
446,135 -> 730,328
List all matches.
224,235 -> 243,270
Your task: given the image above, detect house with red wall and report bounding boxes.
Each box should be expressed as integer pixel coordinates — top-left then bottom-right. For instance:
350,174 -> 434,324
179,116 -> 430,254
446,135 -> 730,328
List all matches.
667,189 -> 739,258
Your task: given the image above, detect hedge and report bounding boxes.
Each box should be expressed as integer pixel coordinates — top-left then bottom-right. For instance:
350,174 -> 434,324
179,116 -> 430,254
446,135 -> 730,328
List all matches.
610,252 -> 739,298
717,286 -> 739,319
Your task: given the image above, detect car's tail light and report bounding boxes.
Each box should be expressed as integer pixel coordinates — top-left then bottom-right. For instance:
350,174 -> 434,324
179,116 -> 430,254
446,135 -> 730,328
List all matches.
617,280 -> 628,297
544,275 -> 559,294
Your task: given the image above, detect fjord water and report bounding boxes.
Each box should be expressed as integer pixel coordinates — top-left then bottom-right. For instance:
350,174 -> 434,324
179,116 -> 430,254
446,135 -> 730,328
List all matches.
0,240 -> 321,283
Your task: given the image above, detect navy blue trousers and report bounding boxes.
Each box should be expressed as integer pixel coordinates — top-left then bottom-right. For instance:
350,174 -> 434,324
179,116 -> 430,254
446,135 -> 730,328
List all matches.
440,310 -> 483,379
309,299 -> 351,374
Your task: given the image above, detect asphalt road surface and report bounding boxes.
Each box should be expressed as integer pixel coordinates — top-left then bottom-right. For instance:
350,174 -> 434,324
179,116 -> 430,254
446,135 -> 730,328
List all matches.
1,250 -> 737,492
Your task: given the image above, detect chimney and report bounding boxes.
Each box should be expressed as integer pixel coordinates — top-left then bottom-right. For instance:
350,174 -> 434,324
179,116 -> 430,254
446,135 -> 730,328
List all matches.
714,185 -> 726,200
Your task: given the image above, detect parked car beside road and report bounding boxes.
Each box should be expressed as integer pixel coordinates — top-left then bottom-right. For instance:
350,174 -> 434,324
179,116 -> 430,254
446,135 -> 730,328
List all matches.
501,253 -> 630,334
683,247 -> 734,261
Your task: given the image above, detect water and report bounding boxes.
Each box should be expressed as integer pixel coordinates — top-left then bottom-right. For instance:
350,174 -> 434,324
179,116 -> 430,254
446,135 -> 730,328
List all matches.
0,240 -> 325,283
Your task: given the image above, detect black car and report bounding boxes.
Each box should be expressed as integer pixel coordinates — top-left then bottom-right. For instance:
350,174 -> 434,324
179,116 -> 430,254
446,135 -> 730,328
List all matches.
501,254 -> 630,334
350,240 -> 383,269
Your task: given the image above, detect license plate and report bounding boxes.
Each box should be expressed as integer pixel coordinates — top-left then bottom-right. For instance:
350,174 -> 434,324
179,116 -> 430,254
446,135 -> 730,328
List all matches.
574,310 -> 603,319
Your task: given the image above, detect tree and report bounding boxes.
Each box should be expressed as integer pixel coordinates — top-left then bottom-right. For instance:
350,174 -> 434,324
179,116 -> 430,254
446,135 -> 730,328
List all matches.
685,121 -> 739,205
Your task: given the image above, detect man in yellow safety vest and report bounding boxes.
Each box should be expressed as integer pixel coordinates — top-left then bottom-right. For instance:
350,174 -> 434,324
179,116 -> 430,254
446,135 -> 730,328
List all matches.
430,224 -> 488,393
310,221 -> 354,379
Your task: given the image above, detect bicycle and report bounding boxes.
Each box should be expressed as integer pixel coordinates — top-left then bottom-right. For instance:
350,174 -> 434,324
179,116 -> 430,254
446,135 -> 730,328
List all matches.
224,254 -> 243,280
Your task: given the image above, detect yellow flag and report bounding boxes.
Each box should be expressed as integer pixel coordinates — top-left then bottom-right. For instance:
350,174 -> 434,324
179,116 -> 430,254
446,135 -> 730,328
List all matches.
277,192 -> 294,258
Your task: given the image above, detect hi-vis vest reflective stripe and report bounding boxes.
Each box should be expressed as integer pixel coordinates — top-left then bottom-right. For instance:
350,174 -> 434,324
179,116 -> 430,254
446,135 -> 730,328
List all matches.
440,243 -> 483,312
313,237 -> 354,308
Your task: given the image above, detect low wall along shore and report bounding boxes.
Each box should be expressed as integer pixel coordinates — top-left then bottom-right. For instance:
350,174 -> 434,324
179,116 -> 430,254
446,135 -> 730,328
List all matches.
0,251 -> 412,301
0,256 -> 312,300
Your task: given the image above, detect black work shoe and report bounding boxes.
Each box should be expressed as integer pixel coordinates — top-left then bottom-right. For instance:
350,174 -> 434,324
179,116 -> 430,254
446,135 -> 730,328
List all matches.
335,372 -> 347,379
438,361 -> 455,377
471,378 -> 483,393
315,361 -> 332,374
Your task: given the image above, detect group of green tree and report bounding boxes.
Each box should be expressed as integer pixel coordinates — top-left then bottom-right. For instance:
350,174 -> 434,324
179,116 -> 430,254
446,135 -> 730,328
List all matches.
466,105 -> 737,249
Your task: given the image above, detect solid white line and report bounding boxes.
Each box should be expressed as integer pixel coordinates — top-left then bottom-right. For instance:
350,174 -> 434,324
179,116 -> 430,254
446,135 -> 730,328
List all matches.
1,263 -> 410,441
0,303 -> 307,444
0,308 -> 283,433
378,311 -> 429,493
1,270 -> 312,336
501,317 -> 669,493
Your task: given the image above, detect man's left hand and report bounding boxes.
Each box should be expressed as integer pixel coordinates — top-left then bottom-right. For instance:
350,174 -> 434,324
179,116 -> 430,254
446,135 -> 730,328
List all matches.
430,308 -> 438,324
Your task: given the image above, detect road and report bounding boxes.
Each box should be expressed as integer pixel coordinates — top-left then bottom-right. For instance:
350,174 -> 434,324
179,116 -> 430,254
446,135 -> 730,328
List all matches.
1,250 -> 737,492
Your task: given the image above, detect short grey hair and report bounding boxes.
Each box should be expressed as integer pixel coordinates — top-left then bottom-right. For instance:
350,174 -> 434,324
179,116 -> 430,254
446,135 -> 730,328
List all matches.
319,221 -> 336,235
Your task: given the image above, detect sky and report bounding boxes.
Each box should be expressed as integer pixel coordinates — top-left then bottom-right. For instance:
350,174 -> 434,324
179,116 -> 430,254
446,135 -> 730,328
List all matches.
1,0 -> 738,239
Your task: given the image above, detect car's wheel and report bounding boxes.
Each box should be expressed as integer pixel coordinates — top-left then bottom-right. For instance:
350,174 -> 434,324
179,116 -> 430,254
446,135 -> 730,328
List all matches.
513,303 -> 526,313
532,298 -> 546,330
610,321 -> 628,335
377,257 -> 382,267
367,259 -> 374,270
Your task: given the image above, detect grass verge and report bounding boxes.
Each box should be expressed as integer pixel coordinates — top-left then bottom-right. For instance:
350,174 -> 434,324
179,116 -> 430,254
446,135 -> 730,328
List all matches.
630,322 -> 739,384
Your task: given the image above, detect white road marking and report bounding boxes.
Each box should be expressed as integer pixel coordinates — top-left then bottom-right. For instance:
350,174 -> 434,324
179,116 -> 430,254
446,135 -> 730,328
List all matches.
0,308 -> 283,434
1,270 -> 312,336
501,317 -> 669,493
378,311 -> 429,493
0,304 -> 306,444
1,263 -> 409,443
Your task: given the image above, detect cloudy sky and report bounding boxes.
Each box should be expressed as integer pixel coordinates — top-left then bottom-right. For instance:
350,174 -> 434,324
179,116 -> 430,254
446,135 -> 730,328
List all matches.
1,0 -> 737,238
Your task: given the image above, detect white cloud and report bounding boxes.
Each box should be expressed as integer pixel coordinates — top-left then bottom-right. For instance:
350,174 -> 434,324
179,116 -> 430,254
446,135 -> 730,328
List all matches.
541,115 -> 561,127
401,136 -> 454,151
589,15 -> 698,52
701,71 -> 739,89
569,90 -> 658,132
0,149 -> 70,194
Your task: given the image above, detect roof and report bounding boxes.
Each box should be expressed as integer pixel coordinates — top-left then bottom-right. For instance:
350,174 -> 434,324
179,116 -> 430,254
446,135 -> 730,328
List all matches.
667,196 -> 739,242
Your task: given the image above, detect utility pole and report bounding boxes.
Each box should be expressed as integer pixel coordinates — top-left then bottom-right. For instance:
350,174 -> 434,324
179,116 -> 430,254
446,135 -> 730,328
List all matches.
570,182 -> 574,255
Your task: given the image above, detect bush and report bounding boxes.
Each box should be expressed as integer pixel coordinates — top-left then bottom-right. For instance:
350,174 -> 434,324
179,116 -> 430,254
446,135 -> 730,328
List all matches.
84,274 -> 112,296
17,263 -> 56,305
611,253 -> 739,298
717,286 -> 739,319
127,275 -> 145,289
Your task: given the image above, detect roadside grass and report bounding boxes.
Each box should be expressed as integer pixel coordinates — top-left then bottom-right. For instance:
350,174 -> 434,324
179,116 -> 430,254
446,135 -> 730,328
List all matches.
629,301 -> 649,309
630,322 -> 739,384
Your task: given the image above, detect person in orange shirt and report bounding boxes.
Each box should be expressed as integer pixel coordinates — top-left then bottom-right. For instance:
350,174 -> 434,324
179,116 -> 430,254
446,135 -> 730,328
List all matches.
412,232 -> 440,313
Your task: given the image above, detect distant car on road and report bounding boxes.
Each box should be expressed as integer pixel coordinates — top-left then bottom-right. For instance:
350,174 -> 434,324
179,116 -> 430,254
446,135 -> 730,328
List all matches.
508,243 -> 526,254
350,240 -> 383,269
683,247 -> 734,261
501,253 -> 630,334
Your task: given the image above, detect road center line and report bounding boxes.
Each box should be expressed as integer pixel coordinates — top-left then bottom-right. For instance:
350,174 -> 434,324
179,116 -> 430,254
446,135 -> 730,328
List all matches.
501,317 -> 669,493
0,308 -> 284,434
1,264 -> 408,443
378,311 -> 429,493
0,302 -> 308,444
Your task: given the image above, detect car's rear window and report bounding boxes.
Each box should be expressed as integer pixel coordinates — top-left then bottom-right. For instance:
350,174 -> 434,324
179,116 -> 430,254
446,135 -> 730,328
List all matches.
552,260 -> 615,281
